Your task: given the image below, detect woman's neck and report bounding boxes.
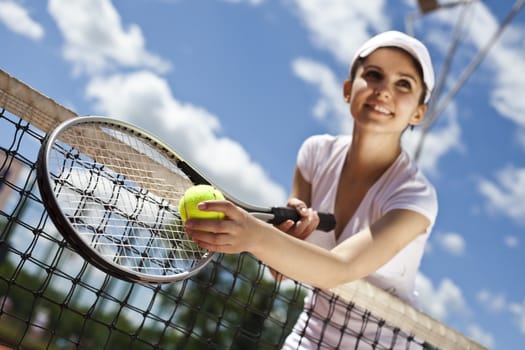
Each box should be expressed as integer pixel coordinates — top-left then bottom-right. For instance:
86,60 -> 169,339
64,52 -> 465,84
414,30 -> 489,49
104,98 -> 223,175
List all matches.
346,130 -> 402,183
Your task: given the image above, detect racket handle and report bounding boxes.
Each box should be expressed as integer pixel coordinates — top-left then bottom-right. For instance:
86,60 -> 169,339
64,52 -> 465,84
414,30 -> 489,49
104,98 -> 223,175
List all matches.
270,207 -> 336,232
317,212 -> 337,232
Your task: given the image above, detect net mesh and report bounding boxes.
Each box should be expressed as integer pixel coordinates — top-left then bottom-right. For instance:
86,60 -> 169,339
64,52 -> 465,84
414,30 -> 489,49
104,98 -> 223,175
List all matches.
0,69 -> 487,350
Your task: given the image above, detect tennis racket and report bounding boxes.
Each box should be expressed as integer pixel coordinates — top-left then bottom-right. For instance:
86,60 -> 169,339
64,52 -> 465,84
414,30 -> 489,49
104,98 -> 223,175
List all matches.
37,116 -> 335,284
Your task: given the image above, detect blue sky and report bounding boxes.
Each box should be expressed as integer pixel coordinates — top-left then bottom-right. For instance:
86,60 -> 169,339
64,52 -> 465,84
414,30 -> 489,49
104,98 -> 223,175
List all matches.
1,0 -> 524,348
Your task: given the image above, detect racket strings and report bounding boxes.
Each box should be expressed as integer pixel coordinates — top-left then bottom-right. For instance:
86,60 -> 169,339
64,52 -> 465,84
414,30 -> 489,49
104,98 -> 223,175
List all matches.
47,123 -> 209,278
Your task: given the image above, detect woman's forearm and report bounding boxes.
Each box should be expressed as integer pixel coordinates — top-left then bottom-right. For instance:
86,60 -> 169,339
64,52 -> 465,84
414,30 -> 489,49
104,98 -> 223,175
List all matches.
249,222 -> 363,289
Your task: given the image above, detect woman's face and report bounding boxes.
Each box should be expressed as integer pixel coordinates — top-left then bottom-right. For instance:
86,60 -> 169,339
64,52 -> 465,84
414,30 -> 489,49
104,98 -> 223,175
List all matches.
346,47 -> 427,135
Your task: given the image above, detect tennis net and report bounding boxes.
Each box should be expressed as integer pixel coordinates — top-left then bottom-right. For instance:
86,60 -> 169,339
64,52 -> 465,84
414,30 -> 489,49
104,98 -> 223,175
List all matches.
0,68 -> 487,350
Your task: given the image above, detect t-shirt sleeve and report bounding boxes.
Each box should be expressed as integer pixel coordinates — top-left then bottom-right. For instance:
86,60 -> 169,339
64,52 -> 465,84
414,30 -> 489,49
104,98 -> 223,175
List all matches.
383,175 -> 438,227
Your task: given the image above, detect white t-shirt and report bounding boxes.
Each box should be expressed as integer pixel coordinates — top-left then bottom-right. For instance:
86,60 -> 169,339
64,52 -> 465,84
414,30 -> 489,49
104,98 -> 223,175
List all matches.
283,134 -> 438,350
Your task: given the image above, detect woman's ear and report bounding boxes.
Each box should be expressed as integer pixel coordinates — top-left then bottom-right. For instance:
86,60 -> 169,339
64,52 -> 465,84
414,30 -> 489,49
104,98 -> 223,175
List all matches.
343,79 -> 352,103
410,104 -> 427,127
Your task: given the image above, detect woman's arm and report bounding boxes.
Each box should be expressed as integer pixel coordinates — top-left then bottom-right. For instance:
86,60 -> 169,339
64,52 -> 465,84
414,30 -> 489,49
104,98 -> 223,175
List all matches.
289,166 -> 311,205
185,201 -> 430,290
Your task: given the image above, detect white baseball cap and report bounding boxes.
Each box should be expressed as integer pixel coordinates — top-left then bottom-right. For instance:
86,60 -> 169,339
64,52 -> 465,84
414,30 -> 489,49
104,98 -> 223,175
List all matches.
351,31 -> 435,103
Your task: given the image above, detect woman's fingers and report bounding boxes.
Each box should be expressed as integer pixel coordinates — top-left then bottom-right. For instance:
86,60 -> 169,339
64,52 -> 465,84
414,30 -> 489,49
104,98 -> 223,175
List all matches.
275,220 -> 296,233
289,208 -> 319,239
183,200 -> 261,253
281,198 -> 319,240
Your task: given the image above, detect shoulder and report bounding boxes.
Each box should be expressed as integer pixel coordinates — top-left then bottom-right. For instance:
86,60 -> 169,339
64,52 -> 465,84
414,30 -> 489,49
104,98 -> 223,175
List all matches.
297,134 -> 350,183
390,151 -> 435,189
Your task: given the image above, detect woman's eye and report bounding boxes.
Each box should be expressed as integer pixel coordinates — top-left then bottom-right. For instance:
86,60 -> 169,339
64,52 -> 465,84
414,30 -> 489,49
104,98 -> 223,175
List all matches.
397,79 -> 412,90
363,70 -> 382,80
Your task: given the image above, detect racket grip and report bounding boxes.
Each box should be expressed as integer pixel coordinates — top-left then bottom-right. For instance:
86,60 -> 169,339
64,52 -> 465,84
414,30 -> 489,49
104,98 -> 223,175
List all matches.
270,207 -> 336,232
317,212 -> 337,232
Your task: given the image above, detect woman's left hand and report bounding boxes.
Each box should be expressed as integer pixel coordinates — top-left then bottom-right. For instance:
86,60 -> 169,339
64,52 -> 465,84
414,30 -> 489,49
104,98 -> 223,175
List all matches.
274,198 -> 319,240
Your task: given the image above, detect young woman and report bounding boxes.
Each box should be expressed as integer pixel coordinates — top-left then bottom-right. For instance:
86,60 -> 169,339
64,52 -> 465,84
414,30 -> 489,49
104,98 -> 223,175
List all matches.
185,31 -> 438,349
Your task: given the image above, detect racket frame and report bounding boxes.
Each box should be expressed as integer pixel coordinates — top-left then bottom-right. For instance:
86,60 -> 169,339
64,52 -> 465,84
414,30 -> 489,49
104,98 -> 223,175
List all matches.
37,116 -> 216,283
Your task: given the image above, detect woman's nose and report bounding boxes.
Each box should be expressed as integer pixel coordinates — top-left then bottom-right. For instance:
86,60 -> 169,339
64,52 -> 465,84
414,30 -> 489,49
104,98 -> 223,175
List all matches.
373,81 -> 392,99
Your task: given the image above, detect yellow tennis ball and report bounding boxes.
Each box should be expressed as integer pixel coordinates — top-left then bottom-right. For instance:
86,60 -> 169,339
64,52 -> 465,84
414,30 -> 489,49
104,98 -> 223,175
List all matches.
178,185 -> 225,222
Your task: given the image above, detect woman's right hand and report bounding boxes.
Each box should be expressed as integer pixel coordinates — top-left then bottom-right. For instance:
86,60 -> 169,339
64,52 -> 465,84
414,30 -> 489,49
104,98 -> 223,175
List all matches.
274,198 -> 319,240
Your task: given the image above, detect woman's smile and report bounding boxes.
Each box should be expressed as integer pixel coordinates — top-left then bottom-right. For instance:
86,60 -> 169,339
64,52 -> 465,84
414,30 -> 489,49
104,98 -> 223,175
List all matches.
365,102 -> 393,116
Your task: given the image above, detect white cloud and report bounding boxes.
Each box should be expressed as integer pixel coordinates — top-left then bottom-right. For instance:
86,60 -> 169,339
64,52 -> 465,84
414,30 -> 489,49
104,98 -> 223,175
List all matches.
292,57 -> 352,134
48,0 -> 170,75
428,3 -> 525,227
291,0 -> 390,65
416,277 -> 496,350
466,324 -> 495,350
486,24 -> 525,129
509,300 -> 525,334
85,71 -> 287,207
477,289 -> 507,313
478,166 -> 525,226
402,109 -> 463,176
46,0 -> 286,210
415,273 -> 469,321
220,0 -> 264,5
504,235 -> 519,248
0,0 -> 44,40
435,232 -> 466,256
415,274 -> 498,345
432,2 -> 525,129
478,289 -> 525,335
